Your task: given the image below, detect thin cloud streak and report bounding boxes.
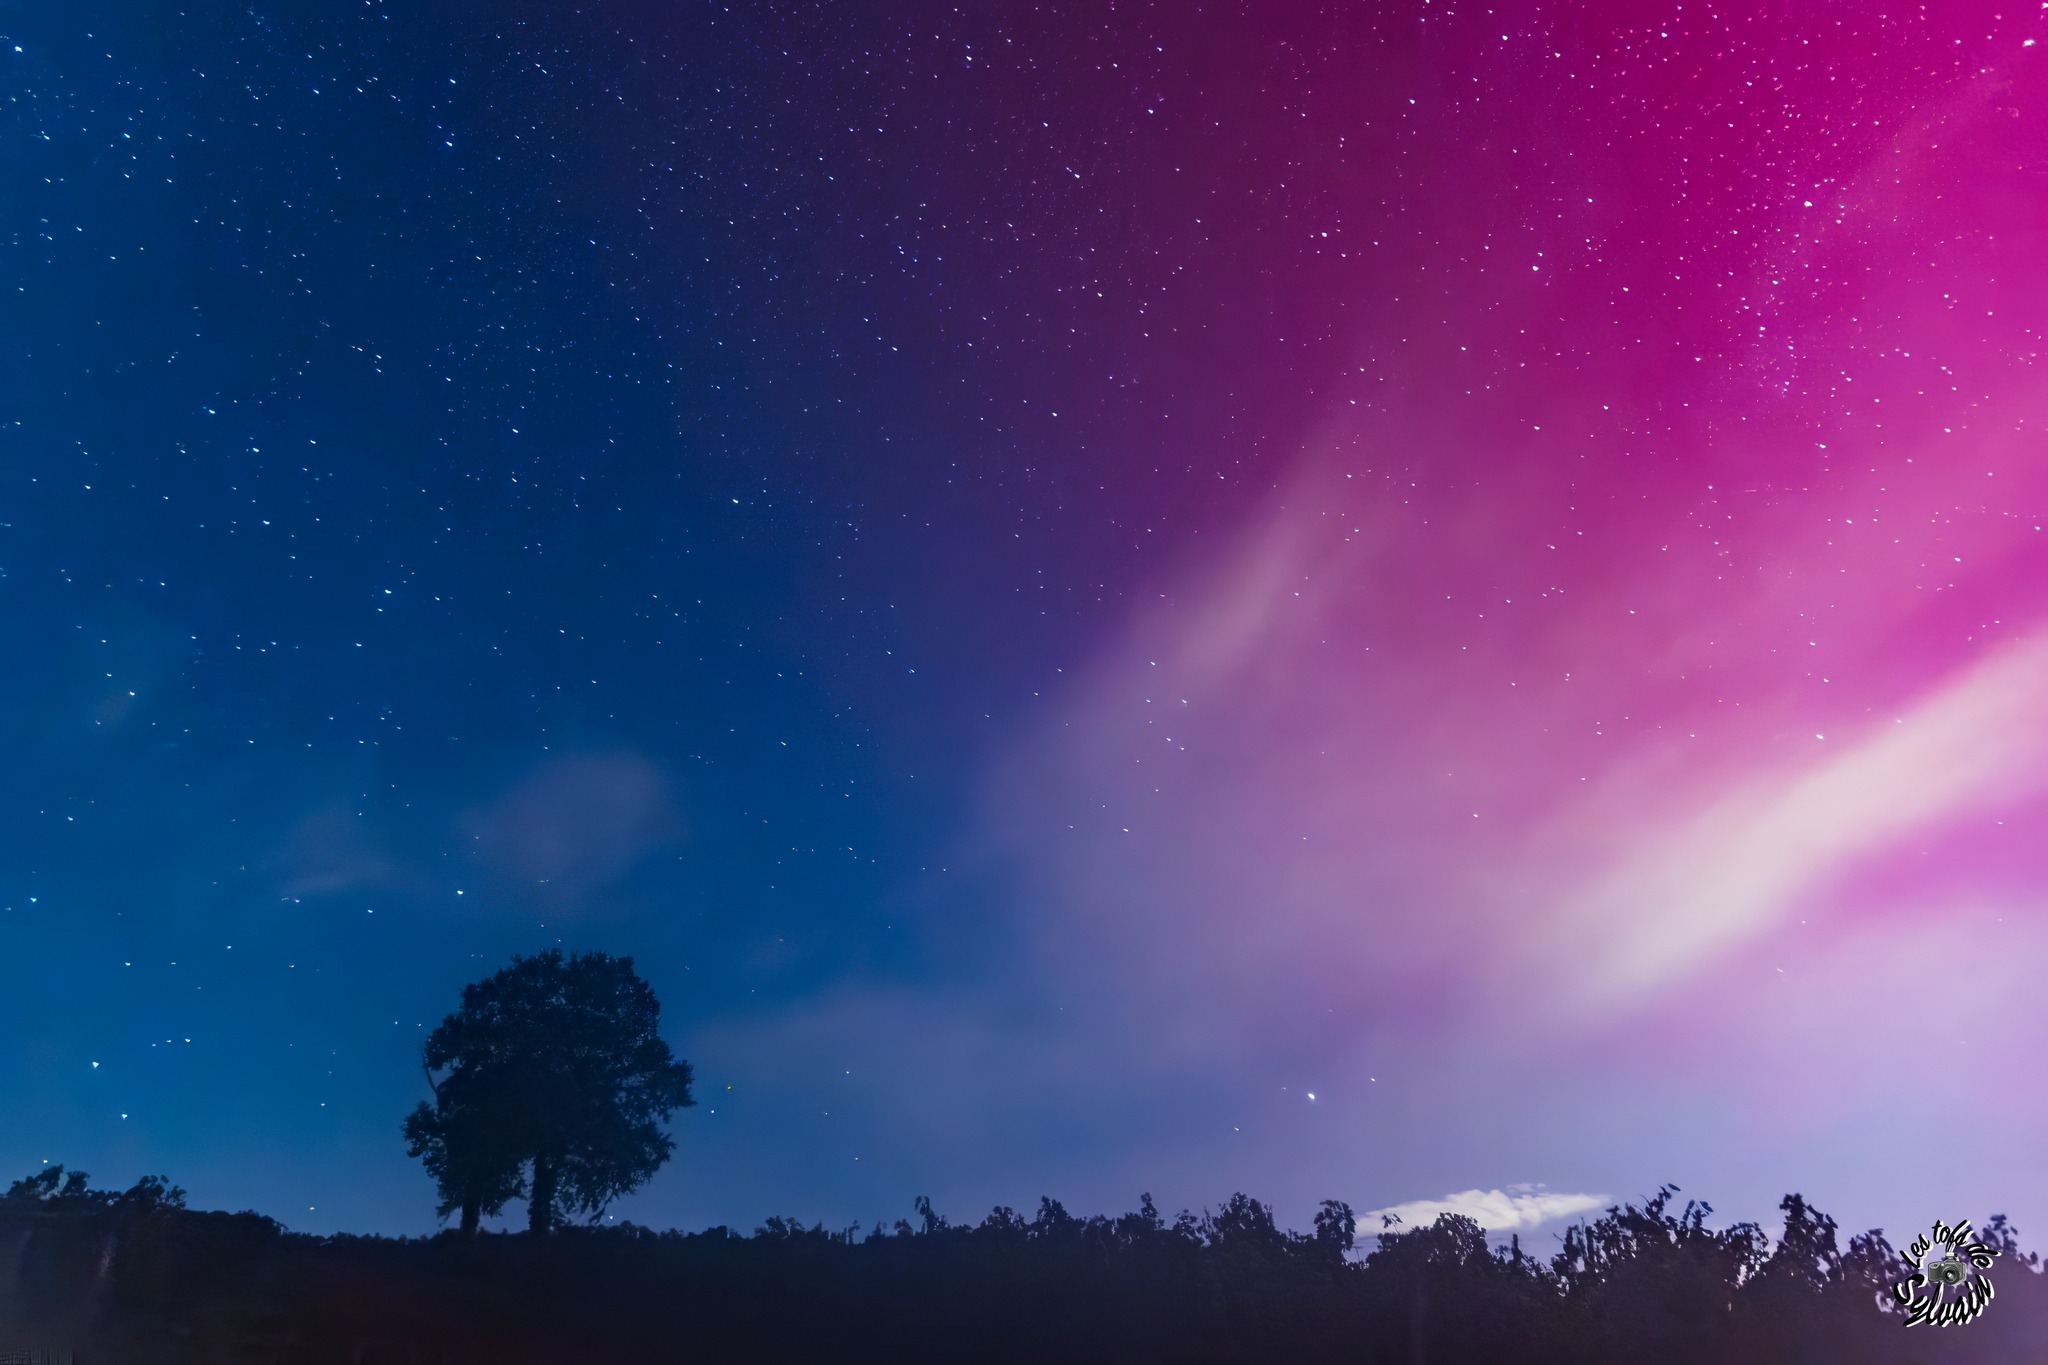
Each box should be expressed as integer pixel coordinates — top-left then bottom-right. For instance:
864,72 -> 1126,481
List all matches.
1544,628 -> 2048,1016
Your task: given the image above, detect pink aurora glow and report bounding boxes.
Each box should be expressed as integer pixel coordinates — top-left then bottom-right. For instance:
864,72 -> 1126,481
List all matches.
963,5 -> 2048,1233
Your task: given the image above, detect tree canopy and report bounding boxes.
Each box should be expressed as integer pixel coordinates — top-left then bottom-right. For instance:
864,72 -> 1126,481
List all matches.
404,948 -> 695,1234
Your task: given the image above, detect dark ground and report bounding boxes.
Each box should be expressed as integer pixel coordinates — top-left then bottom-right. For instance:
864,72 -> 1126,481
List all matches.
3,1172 -> 2043,1363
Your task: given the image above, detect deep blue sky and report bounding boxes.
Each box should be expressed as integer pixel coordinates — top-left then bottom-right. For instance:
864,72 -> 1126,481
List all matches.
3,0 -> 1375,1233
9,0 -> 2047,1247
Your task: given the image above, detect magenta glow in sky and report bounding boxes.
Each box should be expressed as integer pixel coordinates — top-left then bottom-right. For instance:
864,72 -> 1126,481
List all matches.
960,2 -> 2048,1237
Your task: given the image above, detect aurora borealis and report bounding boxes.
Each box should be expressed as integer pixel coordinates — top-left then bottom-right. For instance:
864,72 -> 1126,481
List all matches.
5,0 -> 2047,1243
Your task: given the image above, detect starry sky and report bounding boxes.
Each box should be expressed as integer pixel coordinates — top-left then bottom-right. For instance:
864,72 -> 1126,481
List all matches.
6,0 -> 2048,1244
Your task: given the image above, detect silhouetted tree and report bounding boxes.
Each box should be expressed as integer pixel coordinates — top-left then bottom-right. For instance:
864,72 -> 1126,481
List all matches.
1311,1199 -> 1357,1261
402,1078 -> 526,1234
5,1165 -> 92,1201
1761,1192 -> 1840,1289
3,1166 -> 184,1209
406,949 -> 695,1235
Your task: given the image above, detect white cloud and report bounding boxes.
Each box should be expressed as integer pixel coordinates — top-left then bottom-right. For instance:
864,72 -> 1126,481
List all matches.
1362,1185 -> 1608,1234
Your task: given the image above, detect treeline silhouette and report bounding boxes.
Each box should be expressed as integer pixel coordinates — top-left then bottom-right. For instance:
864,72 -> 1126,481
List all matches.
4,1168 -> 2043,1363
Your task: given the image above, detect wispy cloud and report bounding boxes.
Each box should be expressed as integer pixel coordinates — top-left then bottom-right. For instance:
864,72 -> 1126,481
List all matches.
461,750 -> 681,898
1546,628 -> 2048,1015
1363,1186 -> 1608,1234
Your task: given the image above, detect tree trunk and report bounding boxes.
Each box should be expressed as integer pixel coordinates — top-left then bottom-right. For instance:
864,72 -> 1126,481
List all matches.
459,1199 -> 480,1235
527,1156 -> 557,1237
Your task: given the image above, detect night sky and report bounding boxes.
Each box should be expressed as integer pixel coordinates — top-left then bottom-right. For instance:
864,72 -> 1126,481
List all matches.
7,0 -> 2048,1245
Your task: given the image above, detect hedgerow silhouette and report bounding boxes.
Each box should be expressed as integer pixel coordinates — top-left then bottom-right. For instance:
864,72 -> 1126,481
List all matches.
3,1169 -> 2041,1363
